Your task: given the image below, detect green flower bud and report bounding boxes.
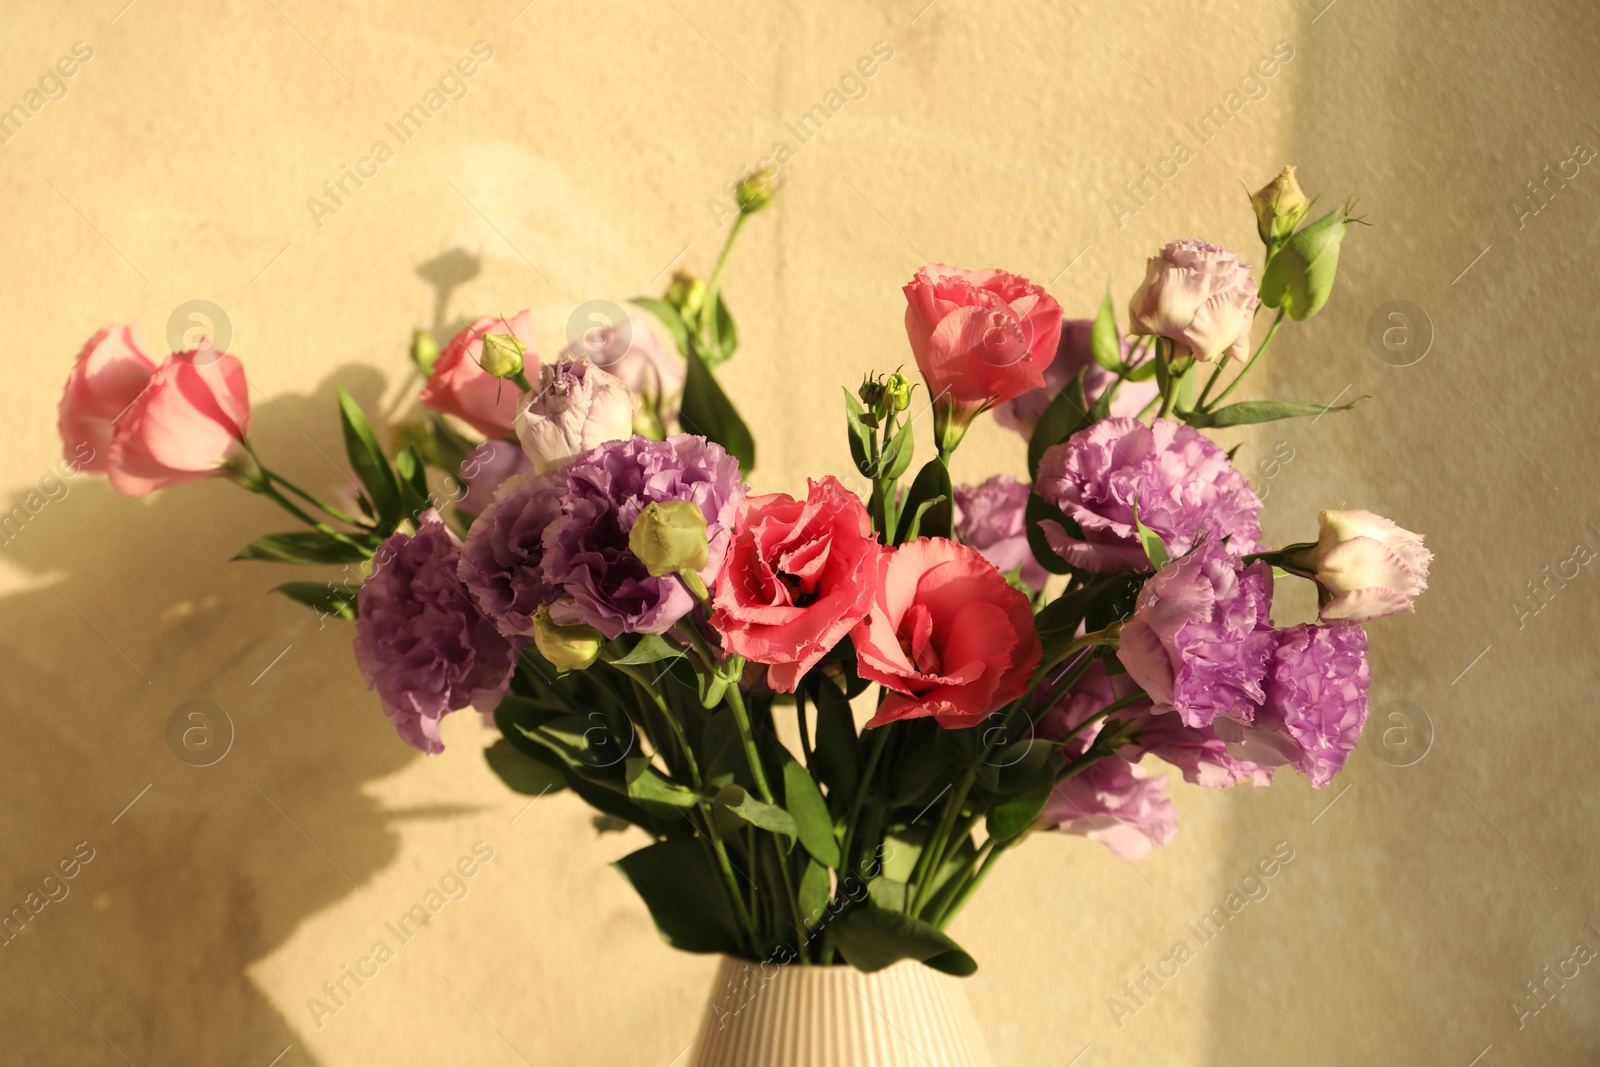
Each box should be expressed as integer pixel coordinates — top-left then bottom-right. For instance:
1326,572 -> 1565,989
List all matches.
883,372 -> 912,413
412,328 -> 440,375
858,377 -> 886,410
532,607 -> 602,672
664,269 -> 706,322
1250,165 -> 1312,247
478,332 -> 526,380
735,166 -> 778,214
628,500 -> 710,577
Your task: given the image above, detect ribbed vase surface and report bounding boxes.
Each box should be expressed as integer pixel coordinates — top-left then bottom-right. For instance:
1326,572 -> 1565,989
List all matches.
686,956 -> 993,1067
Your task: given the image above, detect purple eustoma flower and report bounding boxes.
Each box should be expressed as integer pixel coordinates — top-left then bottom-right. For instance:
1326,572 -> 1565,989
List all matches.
459,474 -> 565,637
1035,416 -> 1264,573
1116,538 -> 1276,730
1215,622 -> 1371,788
543,434 -> 744,638
354,510 -> 516,754
953,475 -> 1049,592
1034,663 -> 1179,859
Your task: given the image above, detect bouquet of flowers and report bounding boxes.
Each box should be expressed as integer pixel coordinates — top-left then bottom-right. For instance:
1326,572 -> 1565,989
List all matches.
57,165 -> 1428,975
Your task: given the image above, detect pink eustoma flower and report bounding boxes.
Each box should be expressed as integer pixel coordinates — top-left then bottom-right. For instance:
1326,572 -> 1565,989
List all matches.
105,351 -> 251,497
853,537 -> 1041,730
57,324 -> 156,472
710,476 -> 881,693
420,311 -> 536,438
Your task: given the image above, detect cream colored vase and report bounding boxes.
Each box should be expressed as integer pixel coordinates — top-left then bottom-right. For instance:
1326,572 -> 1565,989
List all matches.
686,956 -> 993,1067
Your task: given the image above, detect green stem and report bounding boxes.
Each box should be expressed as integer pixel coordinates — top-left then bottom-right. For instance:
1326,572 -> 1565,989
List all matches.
724,676 -> 774,805
1018,627 -> 1119,708
1209,307 -> 1285,410
1057,689 -> 1150,746
909,770 -> 974,916
936,837 -> 1009,927
795,686 -> 813,767
702,212 -> 748,355
819,728 -> 889,965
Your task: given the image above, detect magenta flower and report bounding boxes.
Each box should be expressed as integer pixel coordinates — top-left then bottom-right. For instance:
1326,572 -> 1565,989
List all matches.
1215,623 -> 1371,788
1116,539 -> 1276,730
1035,416 -> 1264,573
354,511 -> 517,754
459,474 -> 565,637
991,319 -> 1159,439
543,434 -> 744,638
953,475 -> 1048,592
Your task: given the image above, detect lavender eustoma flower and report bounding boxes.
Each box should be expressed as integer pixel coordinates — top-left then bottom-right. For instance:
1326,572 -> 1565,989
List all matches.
953,475 -> 1049,592
1214,622 -> 1371,788
543,434 -> 744,638
1034,664 -> 1179,859
1035,416 -> 1264,573
354,510 -> 516,754
1116,539 -> 1277,730
459,474 -> 565,637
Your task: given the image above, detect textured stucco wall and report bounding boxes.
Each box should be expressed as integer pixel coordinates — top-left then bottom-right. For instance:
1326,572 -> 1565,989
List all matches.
3,1 -> 1599,1064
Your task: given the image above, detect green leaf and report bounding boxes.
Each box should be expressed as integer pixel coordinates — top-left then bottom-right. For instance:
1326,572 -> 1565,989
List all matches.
880,417 -> 915,481
867,877 -> 909,912
1185,396 -> 1367,428
485,738 -> 566,796
698,672 -> 730,710
1090,289 -> 1122,372
603,635 -> 687,667
808,678 -> 860,807
986,782 -> 1052,843
393,445 -> 431,523
337,387 -> 401,531
234,531 -> 373,565
843,389 -> 875,478
799,859 -> 831,927
714,783 -> 797,838
1258,207 -> 1351,321
895,459 -> 952,543
701,709 -> 748,792
832,906 -> 978,976
272,580 -> 360,620
783,760 -> 840,867
1027,370 -> 1090,478
1024,493 -> 1075,577
626,757 -> 701,810
1132,503 -> 1169,569
631,296 -> 690,357
1033,578 -> 1117,667
711,294 -> 739,365
679,341 -> 756,473
613,840 -> 744,954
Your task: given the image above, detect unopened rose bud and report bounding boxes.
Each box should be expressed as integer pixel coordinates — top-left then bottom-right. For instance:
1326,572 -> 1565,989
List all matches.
411,328 -> 440,375
736,166 -> 777,214
479,333 -> 526,380
1284,509 -> 1431,621
1250,165 -> 1312,247
629,500 -> 710,577
532,606 -> 602,672
664,269 -> 706,322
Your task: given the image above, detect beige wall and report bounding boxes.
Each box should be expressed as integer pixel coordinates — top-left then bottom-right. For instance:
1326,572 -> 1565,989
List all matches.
4,1 -> 1599,1063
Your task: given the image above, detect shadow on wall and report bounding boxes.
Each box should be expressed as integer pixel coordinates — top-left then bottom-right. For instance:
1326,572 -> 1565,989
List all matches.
0,252 -> 489,1065
1203,3 -> 1600,1066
